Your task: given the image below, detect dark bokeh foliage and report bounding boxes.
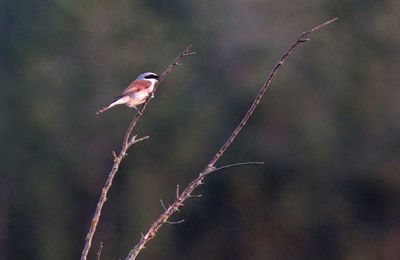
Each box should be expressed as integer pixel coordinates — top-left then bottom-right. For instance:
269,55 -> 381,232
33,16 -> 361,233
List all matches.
1,0 -> 400,259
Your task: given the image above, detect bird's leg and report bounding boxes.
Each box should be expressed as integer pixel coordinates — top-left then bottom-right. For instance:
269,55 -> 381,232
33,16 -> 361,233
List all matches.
150,92 -> 155,99
131,106 -> 144,115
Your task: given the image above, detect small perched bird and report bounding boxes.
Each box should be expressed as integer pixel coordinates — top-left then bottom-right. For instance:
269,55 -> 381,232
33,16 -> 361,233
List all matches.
96,72 -> 159,114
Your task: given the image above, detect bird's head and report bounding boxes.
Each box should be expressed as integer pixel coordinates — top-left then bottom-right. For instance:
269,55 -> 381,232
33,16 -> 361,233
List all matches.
137,72 -> 159,81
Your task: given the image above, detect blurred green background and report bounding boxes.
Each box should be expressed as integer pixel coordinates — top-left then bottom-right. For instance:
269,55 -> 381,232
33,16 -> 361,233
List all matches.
1,0 -> 400,259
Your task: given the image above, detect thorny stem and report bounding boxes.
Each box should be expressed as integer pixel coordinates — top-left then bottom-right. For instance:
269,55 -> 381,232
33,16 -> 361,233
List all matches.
125,18 -> 337,260
80,46 -> 195,260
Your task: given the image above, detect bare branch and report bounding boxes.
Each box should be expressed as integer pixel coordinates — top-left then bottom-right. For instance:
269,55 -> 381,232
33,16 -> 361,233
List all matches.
80,45 -> 194,260
125,18 -> 337,260
209,162 -> 264,174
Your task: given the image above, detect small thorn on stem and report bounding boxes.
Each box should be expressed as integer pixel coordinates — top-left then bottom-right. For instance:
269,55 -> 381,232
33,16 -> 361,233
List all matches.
96,242 -> 103,260
160,199 -> 167,210
112,151 -> 118,161
299,38 -> 310,42
176,185 -> 180,198
172,204 -> 181,211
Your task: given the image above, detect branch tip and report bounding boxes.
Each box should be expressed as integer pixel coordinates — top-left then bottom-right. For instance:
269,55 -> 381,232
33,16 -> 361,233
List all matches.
304,17 -> 338,35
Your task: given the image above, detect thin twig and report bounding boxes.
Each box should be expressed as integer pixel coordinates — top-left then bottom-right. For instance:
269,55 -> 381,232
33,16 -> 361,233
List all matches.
160,199 -> 167,211
80,46 -> 195,260
209,162 -> 264,174
125,18 -> 337,260
166,219 -> 185,225
189,194 -> 202,198
96,242 -> 103,260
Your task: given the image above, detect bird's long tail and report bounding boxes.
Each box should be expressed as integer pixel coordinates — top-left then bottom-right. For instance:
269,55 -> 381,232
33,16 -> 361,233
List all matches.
96,96 -> 129,115
96,105 -> 112,115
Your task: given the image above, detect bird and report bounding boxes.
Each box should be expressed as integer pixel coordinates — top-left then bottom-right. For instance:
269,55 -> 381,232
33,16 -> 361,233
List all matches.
96,72 -> 159,115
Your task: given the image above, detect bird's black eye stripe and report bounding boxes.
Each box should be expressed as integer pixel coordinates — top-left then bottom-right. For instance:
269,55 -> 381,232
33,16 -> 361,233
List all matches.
145,74 -> 159,79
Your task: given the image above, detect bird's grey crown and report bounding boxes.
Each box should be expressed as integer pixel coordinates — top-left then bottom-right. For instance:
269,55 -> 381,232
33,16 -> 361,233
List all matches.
136,72 -> 159,80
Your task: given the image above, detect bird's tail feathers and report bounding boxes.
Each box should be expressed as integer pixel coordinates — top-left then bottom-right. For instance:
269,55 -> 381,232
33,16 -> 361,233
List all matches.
96,96 -> 129,115
96,105 -> 112,115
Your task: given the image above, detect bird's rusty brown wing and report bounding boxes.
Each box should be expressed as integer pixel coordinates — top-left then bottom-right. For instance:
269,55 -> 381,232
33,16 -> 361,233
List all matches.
121,80 -> 152,96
